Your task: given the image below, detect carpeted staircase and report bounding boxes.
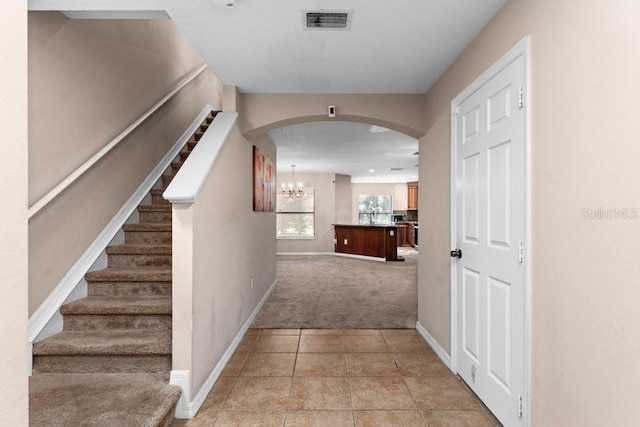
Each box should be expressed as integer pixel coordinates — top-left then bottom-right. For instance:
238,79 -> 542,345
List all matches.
30,112 -> 217,427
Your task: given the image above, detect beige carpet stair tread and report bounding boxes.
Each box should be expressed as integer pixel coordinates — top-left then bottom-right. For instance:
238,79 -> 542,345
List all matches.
123,223 -> 172,232
33,330 -> 171,355
138,205 -> 171,212
85,268 -> 171,282
30,373 -> 181,427
61,296 -> 171,315
106,244 -> 172,255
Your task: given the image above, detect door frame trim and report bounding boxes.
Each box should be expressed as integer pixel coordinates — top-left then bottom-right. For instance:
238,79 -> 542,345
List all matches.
449,36 -> 531,426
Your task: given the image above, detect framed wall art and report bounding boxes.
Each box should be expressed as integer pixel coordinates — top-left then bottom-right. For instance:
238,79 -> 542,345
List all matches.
253,146 -> 276,211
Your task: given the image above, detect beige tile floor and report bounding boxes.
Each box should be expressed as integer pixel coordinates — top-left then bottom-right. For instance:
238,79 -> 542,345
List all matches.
171,329 -> 499,427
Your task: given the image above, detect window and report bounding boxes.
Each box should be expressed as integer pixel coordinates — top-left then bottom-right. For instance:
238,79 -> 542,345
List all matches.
277,188 -> 315,238
358,194 -> 392,224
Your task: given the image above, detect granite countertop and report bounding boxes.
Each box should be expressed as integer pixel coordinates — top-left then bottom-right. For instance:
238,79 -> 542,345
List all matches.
332,223 -> 408,228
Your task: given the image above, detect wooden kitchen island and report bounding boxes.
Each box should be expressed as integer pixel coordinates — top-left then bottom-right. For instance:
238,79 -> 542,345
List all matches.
333,224 -> 406,261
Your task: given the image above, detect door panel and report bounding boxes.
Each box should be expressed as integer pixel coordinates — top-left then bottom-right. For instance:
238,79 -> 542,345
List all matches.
488,84 -> 512,130
454,51 -> 526,426
462,267 -> 480,363
487,275 -> 511,392
488,140 -> 511,248
463,106 -> 481,143
463,154 -> 480,243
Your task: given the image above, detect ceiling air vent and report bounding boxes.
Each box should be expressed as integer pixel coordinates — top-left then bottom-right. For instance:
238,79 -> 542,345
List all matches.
390,168 -> 403,171
304,10 -> 353,30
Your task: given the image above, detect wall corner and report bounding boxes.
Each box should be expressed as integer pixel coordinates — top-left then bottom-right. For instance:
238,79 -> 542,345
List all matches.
222,85 -> 240,113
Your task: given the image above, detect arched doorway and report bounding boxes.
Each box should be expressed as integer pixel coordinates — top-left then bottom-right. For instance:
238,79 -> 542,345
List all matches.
238,94 -> 424,329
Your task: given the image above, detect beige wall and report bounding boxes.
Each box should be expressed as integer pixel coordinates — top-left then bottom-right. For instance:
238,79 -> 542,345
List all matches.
239,93 -> 426,139
351,183 -> 408,224
0,3 -> 28,425
28,13 -> 222,314
172,125 -> 277,397
276,173 -> 337,253
419,0 -> 640,424
334,174 -> 352,224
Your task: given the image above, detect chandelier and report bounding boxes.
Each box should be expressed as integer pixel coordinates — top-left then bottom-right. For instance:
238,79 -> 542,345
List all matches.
282,165 -> 303,198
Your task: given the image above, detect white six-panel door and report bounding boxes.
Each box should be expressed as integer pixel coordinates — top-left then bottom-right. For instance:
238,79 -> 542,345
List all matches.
452,41 -> 527,427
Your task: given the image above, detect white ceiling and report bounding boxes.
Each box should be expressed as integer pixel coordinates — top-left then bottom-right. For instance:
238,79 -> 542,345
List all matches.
269,121 -> 418,183
30,0 -> 506,182
191,0 -> 506,94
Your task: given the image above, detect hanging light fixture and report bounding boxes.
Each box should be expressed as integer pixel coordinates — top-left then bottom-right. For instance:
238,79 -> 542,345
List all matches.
282,165 -> 303,198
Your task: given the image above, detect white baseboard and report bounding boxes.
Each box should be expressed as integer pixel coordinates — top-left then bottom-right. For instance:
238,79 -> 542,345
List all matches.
277,252 -> 386,263
276,252 -> 334,256
332,252 -> 387,262
27,105 -> 214,349
416,321 -> 452,371
173,278 -> 278,419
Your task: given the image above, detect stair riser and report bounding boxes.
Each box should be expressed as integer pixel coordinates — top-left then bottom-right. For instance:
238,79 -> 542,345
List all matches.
187,141 -> 197,150
194,132 -> 204,141
159,401 -> 180,427
151,193 -> 171,206
161,176 -> 172,188
171,164 -> 181,174
88,282 -> 172,297
125,231 -> 171,245
179,152 -> 189,162
108,254 -> 172,269
33,355 -> 171,374
64,315 -> 171,331
138,210 -> 172,223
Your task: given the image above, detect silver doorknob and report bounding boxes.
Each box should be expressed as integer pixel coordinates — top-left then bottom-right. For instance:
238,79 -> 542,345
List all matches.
450,249 -> 462,259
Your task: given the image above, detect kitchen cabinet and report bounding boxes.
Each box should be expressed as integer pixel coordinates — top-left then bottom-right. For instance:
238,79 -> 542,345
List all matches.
407,181 -> 418,210
397,224 -> 410,247
408,223 -> 416,247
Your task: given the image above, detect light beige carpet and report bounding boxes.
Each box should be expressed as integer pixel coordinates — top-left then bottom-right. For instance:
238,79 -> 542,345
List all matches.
29,373 -> 181,427
252,249 -> 418,329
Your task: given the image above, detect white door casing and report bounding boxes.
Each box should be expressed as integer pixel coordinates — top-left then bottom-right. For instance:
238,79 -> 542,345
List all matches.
450,37 -> 530,427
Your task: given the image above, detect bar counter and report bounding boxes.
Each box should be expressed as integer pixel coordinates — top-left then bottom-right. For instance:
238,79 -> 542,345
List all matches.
333,224 -> 407,261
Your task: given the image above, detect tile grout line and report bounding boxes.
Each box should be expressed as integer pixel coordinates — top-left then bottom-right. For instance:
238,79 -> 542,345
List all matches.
282,329 -> 301,426
343,332 -> 356,427
213,329 -> 261,426
239,329 -> 264,419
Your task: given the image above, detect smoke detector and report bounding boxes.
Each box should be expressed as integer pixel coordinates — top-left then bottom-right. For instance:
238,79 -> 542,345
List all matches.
303,10 -> 353,30
212,0 -> 237,9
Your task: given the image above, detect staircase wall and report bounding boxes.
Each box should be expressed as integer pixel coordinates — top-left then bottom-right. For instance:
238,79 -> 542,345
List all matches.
0,3 -> 29,425
172,124 -> 277,400
28,12 -> 222,315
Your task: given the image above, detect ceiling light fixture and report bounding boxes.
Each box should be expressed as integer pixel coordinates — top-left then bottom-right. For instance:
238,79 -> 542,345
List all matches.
368,169 -> 375,173
282,165 -> 303,198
